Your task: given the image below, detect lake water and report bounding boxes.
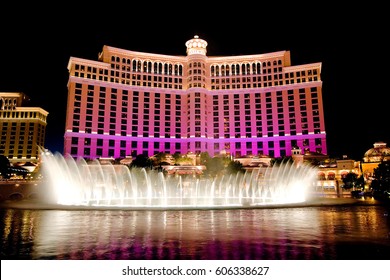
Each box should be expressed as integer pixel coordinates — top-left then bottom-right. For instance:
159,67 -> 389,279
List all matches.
1,198 -> 390,260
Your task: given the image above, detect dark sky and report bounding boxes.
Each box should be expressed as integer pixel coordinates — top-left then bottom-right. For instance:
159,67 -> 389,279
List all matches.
1,5 -> 388,160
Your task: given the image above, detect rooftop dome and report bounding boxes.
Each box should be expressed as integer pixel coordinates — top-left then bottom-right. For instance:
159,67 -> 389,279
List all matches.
363,142 -> 390,162
185,35 -> 208,56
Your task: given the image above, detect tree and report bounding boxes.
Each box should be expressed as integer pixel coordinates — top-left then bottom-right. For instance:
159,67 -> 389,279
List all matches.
175,155 -> 193,165
226,160 -> 244,174
153,152 -> 168,165
172,152 -> 181,164
204,157 -> 224,177
370,161 -> 390,200
271,156 -> 293,166
0,155 -> 11,179
342,172 -> 359,190
199,152 -> 211,165
130,154 -> 153,169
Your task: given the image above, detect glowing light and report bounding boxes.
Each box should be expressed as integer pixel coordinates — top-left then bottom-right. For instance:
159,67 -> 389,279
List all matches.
41,151 -> 318,209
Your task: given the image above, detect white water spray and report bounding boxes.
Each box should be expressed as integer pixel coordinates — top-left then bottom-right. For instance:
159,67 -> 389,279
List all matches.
40,151 -> 318,209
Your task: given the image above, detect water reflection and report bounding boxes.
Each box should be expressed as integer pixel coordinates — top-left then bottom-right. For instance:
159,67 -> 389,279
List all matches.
1,205 -> 390,260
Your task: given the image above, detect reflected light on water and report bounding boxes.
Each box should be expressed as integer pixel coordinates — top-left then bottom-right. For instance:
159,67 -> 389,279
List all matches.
32,209 -> 324,259
2,205 -> 390,260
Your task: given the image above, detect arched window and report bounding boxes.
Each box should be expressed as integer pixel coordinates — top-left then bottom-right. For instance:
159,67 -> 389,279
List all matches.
178,64 -> 183,76
246,63 -> 250,74
153,62 -> 159,74
327,172 -> 336,180
221,65 -> 225,76
252,63 -> 257,74
318,172 -> 326,180
132,60 -> 137,71
143,61 -> 148,73
164,64 -> 168,74
225,64 -> 230,76
231,64 -> 236,75
158,63 -> 163,74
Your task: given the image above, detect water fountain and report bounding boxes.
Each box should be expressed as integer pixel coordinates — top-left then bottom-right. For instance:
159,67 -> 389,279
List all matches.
39,151 -> 319,210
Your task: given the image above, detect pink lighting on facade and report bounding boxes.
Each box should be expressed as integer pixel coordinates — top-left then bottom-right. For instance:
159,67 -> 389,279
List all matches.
64,36 -> 327,159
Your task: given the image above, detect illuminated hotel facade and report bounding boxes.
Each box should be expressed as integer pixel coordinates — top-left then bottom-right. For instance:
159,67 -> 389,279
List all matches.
64,36 -> 327,159
0,92 -> 48,165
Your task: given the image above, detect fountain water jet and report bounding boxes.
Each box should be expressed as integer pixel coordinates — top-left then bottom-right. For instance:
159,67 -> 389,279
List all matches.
40,151 -> 318,209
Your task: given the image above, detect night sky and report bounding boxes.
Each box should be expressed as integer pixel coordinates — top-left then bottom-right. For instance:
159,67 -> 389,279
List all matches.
1,5 -> 388,160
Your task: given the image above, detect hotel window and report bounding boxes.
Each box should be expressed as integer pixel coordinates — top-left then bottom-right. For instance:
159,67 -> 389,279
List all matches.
108,149 -> 114,157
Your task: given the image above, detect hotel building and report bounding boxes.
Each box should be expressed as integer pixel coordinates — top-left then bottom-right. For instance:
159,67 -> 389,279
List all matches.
0,92 -> 48,166
64,35 -> 327,159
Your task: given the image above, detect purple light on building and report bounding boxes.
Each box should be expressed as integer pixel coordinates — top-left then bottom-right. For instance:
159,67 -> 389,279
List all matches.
64,35 -> 326,160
